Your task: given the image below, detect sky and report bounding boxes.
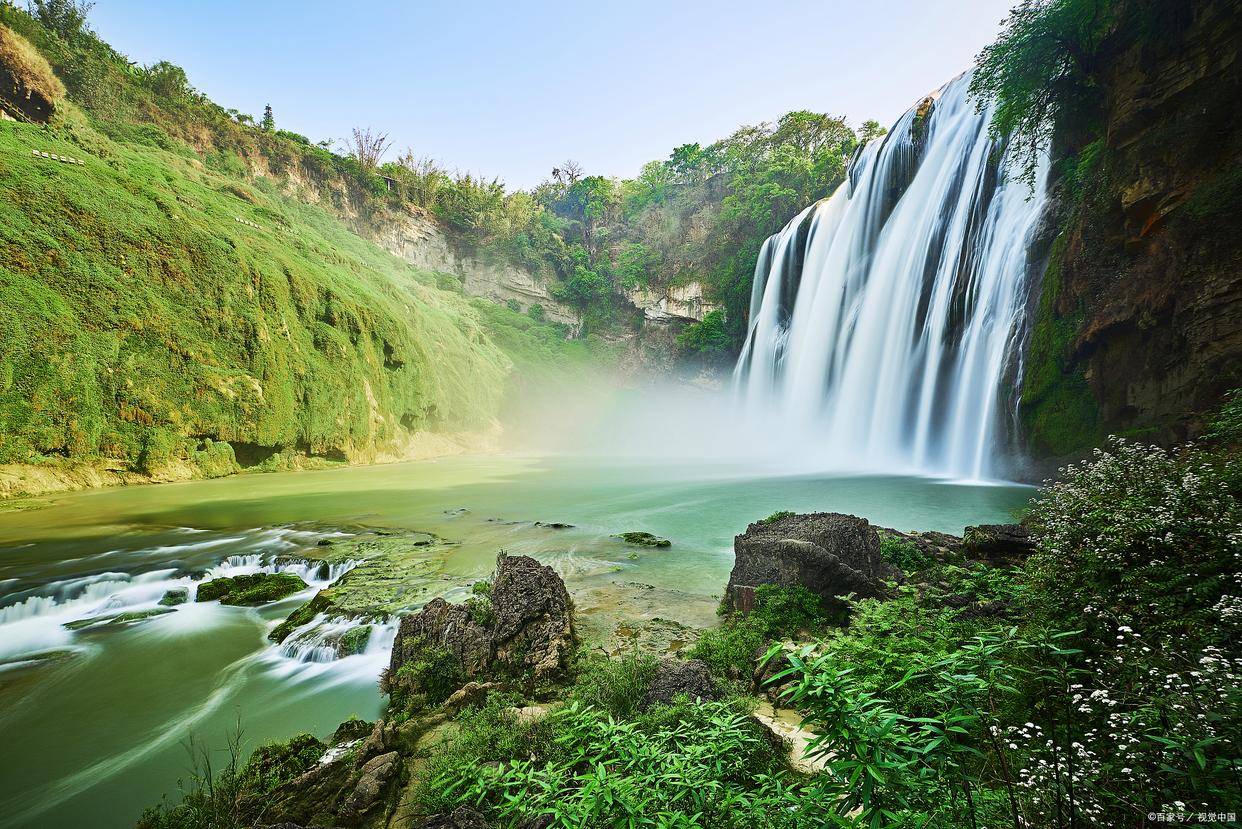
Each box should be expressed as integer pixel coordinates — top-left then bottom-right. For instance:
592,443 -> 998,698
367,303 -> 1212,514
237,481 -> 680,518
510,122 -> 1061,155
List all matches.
88,0 -> 1017,189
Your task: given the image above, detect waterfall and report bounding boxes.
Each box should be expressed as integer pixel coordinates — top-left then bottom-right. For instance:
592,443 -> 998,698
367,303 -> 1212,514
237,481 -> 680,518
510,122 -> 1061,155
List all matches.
735,73 -> 1048,480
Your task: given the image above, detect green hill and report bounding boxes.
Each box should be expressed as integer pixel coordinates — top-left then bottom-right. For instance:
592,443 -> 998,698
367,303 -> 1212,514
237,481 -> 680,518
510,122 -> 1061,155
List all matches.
0,12 -> 608,495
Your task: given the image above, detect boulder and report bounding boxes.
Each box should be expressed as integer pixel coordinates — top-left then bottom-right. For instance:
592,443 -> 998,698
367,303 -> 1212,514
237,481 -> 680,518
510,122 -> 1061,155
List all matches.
961,523 -> 1036,564
726,512 -> 892,613
641,658 -> 717,709
387,553 -> 575,705
489,553 -> 575,681
615,531 -> 671,548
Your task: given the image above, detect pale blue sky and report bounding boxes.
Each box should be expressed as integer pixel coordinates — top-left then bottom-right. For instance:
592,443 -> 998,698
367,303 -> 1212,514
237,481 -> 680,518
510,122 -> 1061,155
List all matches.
89,0 -> 1016,188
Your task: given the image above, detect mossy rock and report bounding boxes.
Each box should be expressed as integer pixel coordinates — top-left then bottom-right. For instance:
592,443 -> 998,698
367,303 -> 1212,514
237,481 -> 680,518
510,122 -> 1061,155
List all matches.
616,532 -> 671,548
197,572 -> 307,606
63,608 -> 175,630
269,591 -> 338,643
337,625 -> 372,656
158,588 -> 188,606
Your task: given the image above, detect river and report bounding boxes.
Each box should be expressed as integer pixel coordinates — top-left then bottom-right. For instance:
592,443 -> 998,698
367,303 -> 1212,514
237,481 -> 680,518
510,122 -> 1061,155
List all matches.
0,453 -> 1030,828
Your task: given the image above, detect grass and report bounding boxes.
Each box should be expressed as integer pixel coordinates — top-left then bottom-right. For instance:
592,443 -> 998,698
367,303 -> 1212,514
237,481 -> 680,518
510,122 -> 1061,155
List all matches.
0,110 -> 608,475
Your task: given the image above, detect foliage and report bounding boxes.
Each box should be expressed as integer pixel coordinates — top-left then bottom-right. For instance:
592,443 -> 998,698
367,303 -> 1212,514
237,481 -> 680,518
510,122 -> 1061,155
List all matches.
572,651 -> 659,718
878,534 -> 933,572
692,585 -> 830,681
427,699 -> 826,828
1205,388 -> 1242,446
969,0 -> 1117,187
137,727 -> 248,829
758,510 -> 795,524
388,635 -> 465,713
773,436 -> 1241,828
676,310 -> 731,357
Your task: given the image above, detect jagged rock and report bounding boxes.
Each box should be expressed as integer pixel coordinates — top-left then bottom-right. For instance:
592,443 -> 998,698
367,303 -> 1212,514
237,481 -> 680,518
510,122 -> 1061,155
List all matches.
489,553 -> 575,681
962,523 -> 1036,563
443,680 -> 499,710
387,553 -> 575,703
615,531 -> 671,547
726,513 -> 893,613
158,588 -> 188,606
641,658 -> 717,709
339,750 -> 400,820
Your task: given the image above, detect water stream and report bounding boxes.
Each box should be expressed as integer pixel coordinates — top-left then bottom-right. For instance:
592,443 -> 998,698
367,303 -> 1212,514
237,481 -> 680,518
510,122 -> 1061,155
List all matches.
0,454 -> 1029,828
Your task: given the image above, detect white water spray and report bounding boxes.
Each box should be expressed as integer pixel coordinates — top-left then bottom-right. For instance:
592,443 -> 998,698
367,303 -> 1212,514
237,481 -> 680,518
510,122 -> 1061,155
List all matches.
735,73 -> 1048,480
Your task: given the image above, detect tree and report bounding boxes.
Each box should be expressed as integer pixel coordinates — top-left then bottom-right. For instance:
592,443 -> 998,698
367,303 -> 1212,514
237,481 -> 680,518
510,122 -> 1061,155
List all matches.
969,0 -> 1116,187
29,0 -> 94,39
260,104 -> 274,131
858,119 -> 887,144
345,127 -> 391,172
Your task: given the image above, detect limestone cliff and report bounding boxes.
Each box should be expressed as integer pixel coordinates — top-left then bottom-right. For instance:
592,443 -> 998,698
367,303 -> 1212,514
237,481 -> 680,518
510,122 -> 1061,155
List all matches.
1021,0 -> 1242,459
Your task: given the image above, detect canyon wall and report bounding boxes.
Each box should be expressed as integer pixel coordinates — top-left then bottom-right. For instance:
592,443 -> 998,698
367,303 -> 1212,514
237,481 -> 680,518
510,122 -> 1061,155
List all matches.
1020,0 -> 1241,460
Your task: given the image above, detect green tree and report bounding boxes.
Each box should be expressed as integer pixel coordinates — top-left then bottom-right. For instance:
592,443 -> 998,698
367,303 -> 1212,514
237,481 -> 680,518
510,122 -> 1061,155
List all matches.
260,103 -> 274,131
969,0 -> 1116,187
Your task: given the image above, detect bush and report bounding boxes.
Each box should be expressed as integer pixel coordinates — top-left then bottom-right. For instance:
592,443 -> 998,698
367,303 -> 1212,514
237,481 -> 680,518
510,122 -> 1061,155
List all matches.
571,651 -> 658,718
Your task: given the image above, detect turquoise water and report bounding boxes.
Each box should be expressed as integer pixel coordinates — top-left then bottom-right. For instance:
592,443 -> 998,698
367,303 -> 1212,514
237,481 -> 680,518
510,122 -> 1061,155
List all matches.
0,454 -> 1030,828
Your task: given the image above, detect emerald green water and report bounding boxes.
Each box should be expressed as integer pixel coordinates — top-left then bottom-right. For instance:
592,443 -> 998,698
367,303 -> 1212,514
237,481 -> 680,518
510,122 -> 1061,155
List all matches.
0,454 -> 1030,828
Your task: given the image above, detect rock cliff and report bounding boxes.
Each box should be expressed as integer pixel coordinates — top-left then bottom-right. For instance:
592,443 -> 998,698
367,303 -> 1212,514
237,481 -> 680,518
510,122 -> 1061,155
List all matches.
1020,0 -> 1242,459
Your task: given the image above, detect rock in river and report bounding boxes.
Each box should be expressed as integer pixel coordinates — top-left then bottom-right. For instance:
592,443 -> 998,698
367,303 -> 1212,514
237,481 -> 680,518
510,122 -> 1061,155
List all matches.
196,572 -> 307,605
725,512 -> 894,613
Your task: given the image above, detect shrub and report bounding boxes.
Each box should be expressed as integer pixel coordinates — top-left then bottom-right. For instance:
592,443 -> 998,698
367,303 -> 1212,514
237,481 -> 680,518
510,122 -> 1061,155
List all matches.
571,651 -> 658,718
879,533 -> 932,571
758,509 -> 794,524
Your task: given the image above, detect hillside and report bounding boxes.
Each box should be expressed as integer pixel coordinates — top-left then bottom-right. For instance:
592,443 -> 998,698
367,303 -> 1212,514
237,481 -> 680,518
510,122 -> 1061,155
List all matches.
0,9 -> 611,497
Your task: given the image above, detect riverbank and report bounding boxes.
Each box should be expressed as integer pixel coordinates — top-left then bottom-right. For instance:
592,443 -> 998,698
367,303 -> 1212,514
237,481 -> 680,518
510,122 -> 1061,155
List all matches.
0,426 -> 500,502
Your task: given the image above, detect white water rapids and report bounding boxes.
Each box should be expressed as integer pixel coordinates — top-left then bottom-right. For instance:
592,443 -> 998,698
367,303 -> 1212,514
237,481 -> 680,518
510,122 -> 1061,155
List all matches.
735,73 -> 1049,480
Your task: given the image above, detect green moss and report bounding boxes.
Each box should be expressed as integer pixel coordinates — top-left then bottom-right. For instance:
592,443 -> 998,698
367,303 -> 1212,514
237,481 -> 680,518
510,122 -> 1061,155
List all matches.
238,733 -> 325,797
337,625 -> 371,656
757,510 -> 795,525
615,531 -> 671,548
1183,163 -> 1242,222
269,590 -> 336,643
1019,234 -> 1105,457
388,635 -> 464,712
158,588 -> 188,606
63,607 -> 174,630
196,572 -> 307,605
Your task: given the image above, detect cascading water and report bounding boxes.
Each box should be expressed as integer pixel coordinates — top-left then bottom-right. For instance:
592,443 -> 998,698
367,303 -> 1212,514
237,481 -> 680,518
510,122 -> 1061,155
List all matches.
735,72 -> 1048,480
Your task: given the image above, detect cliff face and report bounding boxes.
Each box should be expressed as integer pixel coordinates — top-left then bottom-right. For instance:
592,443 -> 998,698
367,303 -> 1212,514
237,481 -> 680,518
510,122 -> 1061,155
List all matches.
1021,0 -> 1242,459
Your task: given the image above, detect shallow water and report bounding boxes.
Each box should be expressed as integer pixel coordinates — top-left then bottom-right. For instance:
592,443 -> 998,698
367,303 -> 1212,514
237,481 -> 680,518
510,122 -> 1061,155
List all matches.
0,454 -> 1030,828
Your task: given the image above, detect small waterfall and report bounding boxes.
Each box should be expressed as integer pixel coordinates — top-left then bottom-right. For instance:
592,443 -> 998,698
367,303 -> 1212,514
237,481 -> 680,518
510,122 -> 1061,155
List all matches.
735,73 -> 1048,480
0,533 -> 359,662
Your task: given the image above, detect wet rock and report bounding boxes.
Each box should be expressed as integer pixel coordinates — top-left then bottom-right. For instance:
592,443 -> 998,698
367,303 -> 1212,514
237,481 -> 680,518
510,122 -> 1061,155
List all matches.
534,521 -> 573,529
337,625 -> 371,656
726,512 -> 893,613
158,588 -> 188,606
270,591 -> 338,644
962,523 -> 1036,564
641,658 -> 717,709
63,608 -> 174,630
331,717 -> 373,744
197,572 -> 307,605
615,531 -> 671,547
